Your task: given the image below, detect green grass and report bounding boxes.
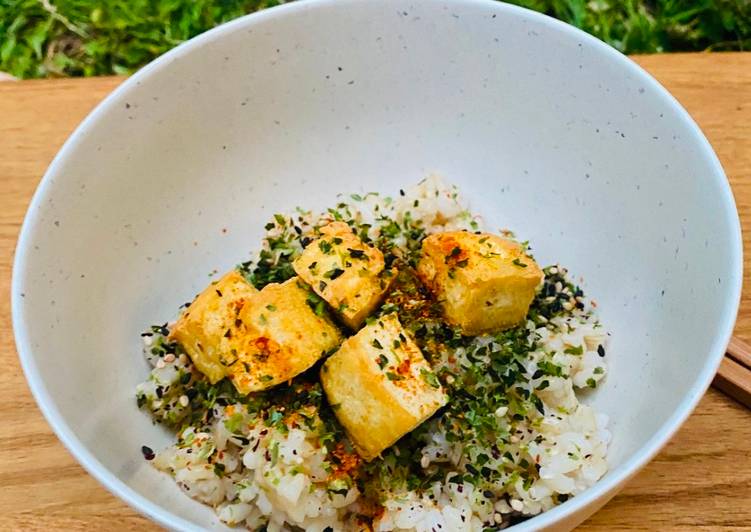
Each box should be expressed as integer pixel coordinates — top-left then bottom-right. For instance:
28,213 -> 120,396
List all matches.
1,0 -> 749,79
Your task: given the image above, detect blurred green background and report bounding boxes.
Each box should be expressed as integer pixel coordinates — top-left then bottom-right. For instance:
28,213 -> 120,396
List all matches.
1,0 -> 749,79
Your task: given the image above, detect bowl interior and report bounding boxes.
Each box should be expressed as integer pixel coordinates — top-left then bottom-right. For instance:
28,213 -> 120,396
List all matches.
13,0 -> 741,530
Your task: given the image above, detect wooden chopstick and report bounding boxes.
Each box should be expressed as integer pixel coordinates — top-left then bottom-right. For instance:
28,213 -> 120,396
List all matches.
713,336 -> 751,409
726,336 -> 751,369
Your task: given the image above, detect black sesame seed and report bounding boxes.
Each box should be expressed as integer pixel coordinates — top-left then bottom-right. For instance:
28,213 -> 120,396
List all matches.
141,445 -> 155,460
597,344 -> 606,357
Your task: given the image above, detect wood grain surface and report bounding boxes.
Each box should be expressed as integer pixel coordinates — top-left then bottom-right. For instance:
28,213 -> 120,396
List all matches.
1,53 -> 750,531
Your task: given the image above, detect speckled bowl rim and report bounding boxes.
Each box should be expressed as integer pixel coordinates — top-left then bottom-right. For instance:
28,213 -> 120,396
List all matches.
12,0 -> 743,530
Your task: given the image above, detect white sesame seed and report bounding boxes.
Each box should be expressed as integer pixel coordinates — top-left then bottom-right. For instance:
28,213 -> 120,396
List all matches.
494,513 -> 503,523
142,336 -> 153,346
494,406 -> 508,417
510,435 -> 520,443
446,375 -> 455,384
152,400 -> 163,408
562,301 -> 574,311
549,267 -> 558,274
179,395 -> 189,407
179,354 -> 188,364
156,359 -> 166,369
555,281 -> 563,292
510,499 -> 524,512
164,354 -> 175,363
420,455 -> 430,468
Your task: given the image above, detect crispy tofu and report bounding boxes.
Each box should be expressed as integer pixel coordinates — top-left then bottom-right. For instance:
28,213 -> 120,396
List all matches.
171,274 -> 342,394
320,313 -> 447,461
226,277 -> 343,394
416,231 -> 543,335
293,221 -> 394,329
169,270 -> 258,384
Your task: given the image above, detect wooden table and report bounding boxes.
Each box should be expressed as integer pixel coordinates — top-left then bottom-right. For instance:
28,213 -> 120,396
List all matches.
1,53 -> 750,530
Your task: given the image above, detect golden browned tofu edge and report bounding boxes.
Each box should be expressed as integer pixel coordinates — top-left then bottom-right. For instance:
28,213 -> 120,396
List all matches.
455,274 -> 541,335
168,270 -> 257,384
320,315 -> 447,461
292,221 -> 391,329
227,277 -> 343,394
337,268 -> 397,329
321,341 -> 417,460
416,231 -> 543,334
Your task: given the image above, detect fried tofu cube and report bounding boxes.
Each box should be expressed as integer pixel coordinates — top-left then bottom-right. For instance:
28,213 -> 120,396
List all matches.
226,277 -> 343,394
320,313 -> 447,461
416,231 -> 543,335
171,273 -> 342,394
169,270 -> 258,384
293,221 -> 393,329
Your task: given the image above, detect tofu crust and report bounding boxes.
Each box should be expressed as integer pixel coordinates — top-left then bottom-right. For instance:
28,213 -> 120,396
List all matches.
227,277 -> 342,394
293,221 -> 394,329
169,270 -> 258,384
416,231 -> 543,335
171,273 -> 342,394
320,313 -> 447,461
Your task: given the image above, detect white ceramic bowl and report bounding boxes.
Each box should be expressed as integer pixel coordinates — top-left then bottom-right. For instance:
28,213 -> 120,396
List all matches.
12,0 -> 742,530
